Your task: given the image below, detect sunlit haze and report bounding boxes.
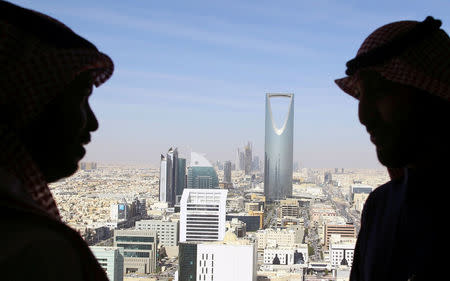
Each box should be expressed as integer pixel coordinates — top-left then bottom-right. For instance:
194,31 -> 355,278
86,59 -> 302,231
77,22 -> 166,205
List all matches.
12,0 -> 449,168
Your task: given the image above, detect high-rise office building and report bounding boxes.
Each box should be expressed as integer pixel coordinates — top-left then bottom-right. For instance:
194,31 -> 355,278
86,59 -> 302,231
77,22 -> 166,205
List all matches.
180,189 -> 228,242
239,151 -> 245,171
235,149 -> 241,171
90,246 -> 124,281
223,161 -> 232,183
178,239 -> 257,281
244,142 -> 252,175
113,229 -> 157,274
264,93 -> 294,202
177,158 -> 187,203
167,147 -> 178,206
160,147 -> 184,207
159,154 -> 168,203
187,152 -> 219,189
252,156 -> 260,172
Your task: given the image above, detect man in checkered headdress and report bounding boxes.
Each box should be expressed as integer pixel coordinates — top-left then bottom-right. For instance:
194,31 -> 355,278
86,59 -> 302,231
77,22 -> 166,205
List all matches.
0,1 -> 113,280
335,17 -> 449,281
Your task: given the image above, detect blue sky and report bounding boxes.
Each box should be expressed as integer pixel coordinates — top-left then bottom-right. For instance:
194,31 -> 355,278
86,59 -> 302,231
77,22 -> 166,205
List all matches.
12,0 -> 450,168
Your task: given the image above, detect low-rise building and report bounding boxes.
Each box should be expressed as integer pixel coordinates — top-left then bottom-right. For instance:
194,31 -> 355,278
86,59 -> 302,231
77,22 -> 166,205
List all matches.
279,199 -> 299,218
89,246 -> 124,281
324,224 -> 356,248
135,219 -> 179,247
178,232 -> 257,281
255,229 -> 297,250
113,229 -> 157,274
263,245 -> 308,265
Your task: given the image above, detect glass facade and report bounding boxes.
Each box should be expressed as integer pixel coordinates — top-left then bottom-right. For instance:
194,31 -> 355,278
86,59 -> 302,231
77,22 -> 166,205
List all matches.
187,167 -> 219,189
123,251 -> 150,258
177,158 -> 187,196
226,215 -> 260,232
160,148 -> 184,207
264,93 -> 294,202
116,243 -> 152,250
223,161 -> 232,183
179,243 -> 197,281
116,236 -> 154,243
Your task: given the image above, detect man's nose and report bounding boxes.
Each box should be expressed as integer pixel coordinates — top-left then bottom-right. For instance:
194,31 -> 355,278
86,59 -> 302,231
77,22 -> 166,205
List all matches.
358,92 -> 375,129
87,104 -> 99,132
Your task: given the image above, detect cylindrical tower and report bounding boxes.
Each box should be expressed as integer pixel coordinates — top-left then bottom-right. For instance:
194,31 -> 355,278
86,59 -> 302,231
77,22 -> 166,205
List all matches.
264,93 -> 294,202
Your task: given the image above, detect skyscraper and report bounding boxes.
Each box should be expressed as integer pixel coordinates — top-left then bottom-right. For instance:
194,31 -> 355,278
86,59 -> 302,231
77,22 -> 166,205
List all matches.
187,152 -> 219,189
264,93 -> 294,202
239,151 -> 245,171
177,157 -> 187,203
159,154 -> 167,203
167,147 -> 178,206
244,142 -> 252,175
235,149 -> 241,171
159,147 -> 182,207
180,189 -> 228,242
223,161 -> 232,183
252,155 -> 260,172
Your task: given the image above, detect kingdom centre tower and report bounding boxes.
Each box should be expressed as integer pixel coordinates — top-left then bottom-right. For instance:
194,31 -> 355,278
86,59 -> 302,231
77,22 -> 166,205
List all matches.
264,93 -> 294,202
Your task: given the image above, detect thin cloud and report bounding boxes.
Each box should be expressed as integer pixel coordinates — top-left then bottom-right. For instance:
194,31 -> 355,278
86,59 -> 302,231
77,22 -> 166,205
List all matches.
95,85 -> 262,111
53,7 -> 319,58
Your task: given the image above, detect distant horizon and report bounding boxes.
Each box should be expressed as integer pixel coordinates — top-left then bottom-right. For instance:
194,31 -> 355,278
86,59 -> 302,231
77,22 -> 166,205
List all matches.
79,160 -> 387,171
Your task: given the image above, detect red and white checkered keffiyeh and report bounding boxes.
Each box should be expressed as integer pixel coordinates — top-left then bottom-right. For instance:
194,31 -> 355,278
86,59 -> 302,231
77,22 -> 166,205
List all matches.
0,4 -> 113,220
335,17 -> 450,180
335,17 -> 450,101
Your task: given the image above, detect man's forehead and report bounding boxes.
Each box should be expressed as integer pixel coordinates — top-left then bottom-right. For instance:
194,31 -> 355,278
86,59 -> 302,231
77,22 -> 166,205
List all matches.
356,70 -> 383,83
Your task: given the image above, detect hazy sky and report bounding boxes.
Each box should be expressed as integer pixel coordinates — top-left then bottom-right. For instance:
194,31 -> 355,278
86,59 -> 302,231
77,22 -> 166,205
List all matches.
12,0 -> 449,168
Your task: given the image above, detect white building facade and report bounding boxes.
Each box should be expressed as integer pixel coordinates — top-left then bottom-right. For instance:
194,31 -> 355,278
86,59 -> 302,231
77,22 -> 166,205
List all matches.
135,219 -> 179,247
110,202 -> 128,221
159,156 -> 167,202
330,243 -> 355,268
197,243 -> 257,281
178,240 -> 257,281
89,246 -> 124,281
255,228 -> 297,249
263,246 -> 308,265
180,189 -> 228,242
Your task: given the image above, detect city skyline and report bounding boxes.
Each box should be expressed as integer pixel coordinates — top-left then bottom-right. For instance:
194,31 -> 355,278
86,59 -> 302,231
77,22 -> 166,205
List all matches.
12,0 -> 449,169
4,2 -> 445,280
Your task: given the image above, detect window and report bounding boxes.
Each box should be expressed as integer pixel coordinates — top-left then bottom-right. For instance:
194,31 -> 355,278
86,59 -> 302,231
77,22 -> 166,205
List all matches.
123,251 -> 150,258
116,236 -> 154,243
117,243 -> 152,250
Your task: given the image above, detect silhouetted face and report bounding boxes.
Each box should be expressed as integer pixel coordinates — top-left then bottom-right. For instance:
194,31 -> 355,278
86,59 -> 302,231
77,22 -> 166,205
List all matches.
20,71 -> 98,182
356,70 -> 419,168
356,70 -> 449,168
